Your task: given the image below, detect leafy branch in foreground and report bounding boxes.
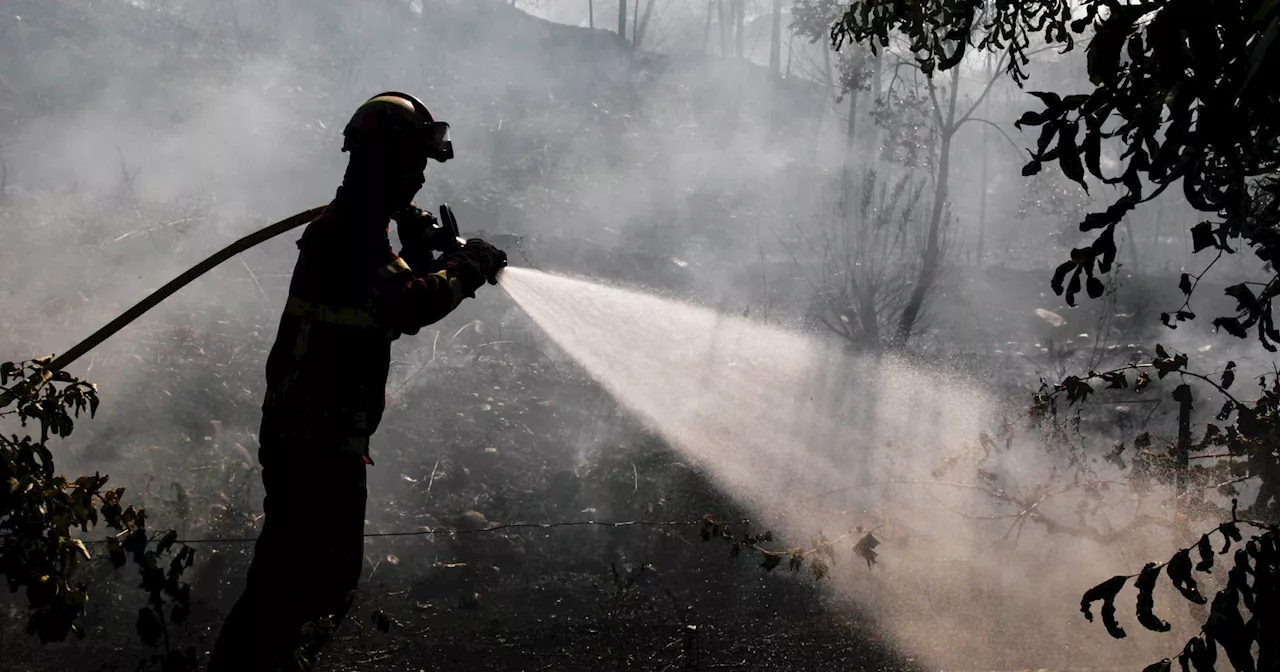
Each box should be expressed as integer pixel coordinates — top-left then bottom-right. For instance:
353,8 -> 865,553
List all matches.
1080,510 -> 1277,671
1034,344 -> 1279,523
698,514 -> 881,581
1,358 -> 194,664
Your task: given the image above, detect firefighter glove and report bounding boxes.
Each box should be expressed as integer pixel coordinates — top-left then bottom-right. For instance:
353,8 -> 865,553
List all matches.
440,239 -> 507,295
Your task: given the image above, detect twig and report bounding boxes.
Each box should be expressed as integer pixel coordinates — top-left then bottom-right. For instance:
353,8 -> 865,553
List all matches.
240,257 -> 269,304
426,458 -> 440,494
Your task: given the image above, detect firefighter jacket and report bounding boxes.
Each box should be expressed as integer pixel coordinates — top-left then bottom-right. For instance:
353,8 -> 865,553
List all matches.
260,199 -> 467,461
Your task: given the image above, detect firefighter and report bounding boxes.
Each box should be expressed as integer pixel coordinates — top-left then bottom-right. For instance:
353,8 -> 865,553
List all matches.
207,92 -> 507,671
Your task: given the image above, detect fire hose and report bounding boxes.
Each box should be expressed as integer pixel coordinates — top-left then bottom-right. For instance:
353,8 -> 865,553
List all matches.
0,201 -> 521,409
0,206 -> 328,408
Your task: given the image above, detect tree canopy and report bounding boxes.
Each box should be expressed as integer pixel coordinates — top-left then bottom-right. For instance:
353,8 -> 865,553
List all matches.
825,0 -> 1280,346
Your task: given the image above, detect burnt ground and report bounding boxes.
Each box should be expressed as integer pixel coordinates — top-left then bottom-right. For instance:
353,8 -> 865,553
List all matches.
0,336 -> 924,672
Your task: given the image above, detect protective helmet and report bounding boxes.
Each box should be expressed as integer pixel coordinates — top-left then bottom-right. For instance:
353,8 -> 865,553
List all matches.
341,91 -> 453,163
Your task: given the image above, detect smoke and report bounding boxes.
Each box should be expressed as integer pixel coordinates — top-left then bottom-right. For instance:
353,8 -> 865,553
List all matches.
0,0 -> 1239,669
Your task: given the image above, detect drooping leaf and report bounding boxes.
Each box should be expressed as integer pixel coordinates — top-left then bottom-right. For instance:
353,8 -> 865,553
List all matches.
1135,562 -> 1172,632
1220,523 -> 1242,554
1166,549 -> 1208,604
1081,574 -> 1129,638
1087,275 -> 1105,299
1182,635 -> 1217,672
1051,261 -> 1075,295
1058,120 -> 1087,189
1195,534 -> 1216,572
1203,583 -> 1253,672
1066,269 -> 1083,306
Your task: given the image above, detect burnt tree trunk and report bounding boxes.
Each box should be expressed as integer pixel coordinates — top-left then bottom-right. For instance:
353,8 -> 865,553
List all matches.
896,69 -> 959,343
768,0 -> 782,77
733,0 -> 745,57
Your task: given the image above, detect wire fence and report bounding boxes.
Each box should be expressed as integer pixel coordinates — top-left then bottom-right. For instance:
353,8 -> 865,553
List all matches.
87,518 -> 751,546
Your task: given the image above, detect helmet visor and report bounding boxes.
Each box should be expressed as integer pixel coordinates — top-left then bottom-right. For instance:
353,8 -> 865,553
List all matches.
425,121 -> 453,162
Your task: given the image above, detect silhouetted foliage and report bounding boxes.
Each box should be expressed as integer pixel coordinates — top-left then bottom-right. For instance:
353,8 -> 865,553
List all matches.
1035,345 -> 1280,524
699,513 -> 879,581
1,359 -> 195,665
1081,516 -> 1277,671
825,0 -> 1280,347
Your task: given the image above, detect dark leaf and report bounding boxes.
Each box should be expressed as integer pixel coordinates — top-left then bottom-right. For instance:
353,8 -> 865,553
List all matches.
1083,121 -> 1103,178
1224,284 -> 1259,313
1135,373 -> 1152,392
854,533 -> 880,569
1222,361 -> 1236,389
1086,11 -> 1136,85
135,608 -> 163,647
759,552 -> 782,572
1195,534 -> 1215,572
1166,549 -> 1207,604
1219,523 -> 1241,553
1080,574 -> 1129,638
1190,222 -> 1216,253
1179,273 -> 1193,295
1135,562 -> 1171,632
1203,584 -> 1252,672
1058,121 -> 1087,189
1014,110 -> 1048,128
1103,371 -> 1128,389
1182,635 -> 1217,672
1066,269 -> 1083,307
1051,260 -> 1075,295
155,530 -> 178,557
1087,276 -> 1105,299
1027,90 -> 1063,108
1213,317 -> 1249,338
1141,659 -> 1172,672
107,538 -> 126,569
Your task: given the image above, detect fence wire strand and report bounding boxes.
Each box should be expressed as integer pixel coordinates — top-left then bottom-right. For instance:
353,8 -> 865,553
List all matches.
84,519 -> 753,546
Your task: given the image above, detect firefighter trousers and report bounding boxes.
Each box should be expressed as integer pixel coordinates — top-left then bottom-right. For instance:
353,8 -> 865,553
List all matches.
207,435 -> 368,672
